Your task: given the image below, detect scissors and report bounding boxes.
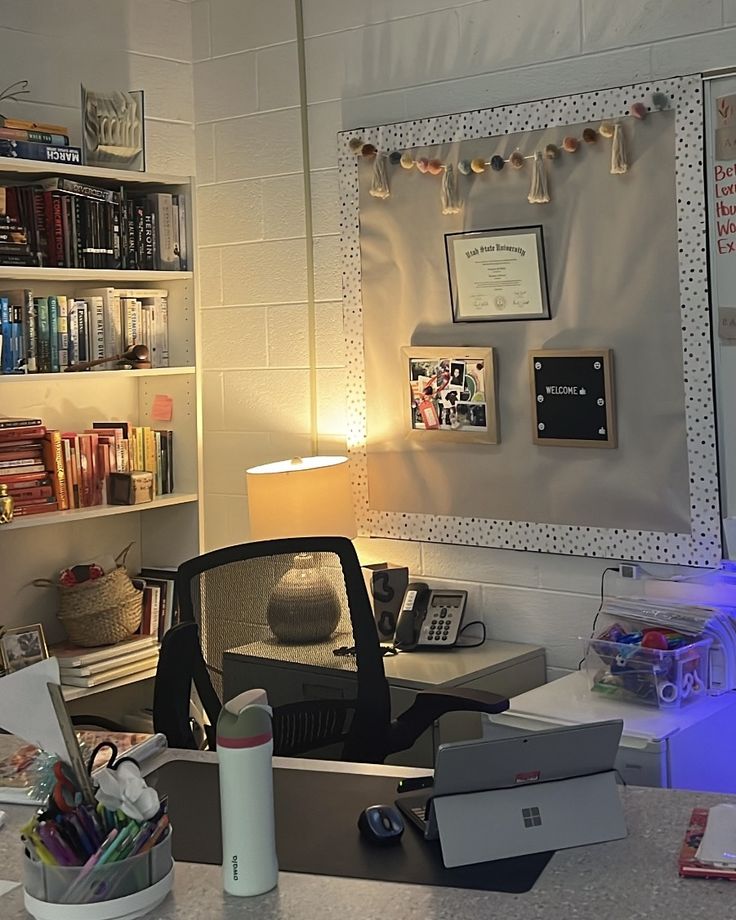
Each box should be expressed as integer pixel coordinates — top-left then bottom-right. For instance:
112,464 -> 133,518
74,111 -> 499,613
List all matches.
50,761 -> 80,814
86,741 -> 139,776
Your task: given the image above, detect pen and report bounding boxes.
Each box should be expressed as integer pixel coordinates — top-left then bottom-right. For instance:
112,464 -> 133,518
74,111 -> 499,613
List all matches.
139,815 -> 169,855
97,821 -> 136,865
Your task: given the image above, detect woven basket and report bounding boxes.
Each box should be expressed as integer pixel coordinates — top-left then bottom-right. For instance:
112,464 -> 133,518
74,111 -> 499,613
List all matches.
35,544 -> 144,647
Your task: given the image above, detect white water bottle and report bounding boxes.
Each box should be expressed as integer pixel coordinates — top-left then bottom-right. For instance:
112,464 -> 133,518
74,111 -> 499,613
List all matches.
217,688 -> 279,896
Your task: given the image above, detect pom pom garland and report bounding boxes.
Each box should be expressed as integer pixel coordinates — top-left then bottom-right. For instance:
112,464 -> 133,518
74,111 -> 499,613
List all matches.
630,102 -> 648,120
509,151 -> 525,169
348,103 -> 643,213
652,91 -> 669,110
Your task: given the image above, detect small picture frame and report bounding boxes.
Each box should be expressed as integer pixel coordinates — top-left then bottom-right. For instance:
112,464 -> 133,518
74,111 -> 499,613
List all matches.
0,623 -> 49,674
403,346 -> 499,444
445,225 -> 550,323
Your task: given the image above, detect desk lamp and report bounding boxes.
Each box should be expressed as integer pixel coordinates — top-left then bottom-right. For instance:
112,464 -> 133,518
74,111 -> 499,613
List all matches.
246,456 -> 356,643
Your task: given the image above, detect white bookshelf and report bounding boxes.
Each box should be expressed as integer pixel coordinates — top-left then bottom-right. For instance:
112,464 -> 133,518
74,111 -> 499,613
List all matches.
0,267 -> 193,282
0,163 -> 203,710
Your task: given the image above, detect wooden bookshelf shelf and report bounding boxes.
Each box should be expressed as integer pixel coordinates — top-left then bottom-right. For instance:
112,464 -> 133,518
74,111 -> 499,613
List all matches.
0,267 -> 193,282
62,668 -> 157,702
0,366 -> 195,382
2,493 -> 198,531
0,158 -> 189,187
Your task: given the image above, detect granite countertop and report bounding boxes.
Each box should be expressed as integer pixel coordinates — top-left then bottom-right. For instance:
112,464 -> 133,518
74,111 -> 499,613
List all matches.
0,738 -> 734,919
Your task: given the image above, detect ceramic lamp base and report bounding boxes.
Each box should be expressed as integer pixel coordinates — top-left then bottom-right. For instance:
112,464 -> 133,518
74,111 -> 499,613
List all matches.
267,553 -> 341,643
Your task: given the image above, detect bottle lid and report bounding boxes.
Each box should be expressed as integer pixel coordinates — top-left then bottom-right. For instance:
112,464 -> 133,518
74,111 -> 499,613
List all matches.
217,688 -> 273,749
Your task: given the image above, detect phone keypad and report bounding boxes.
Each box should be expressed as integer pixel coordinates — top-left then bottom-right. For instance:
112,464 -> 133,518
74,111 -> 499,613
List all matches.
425,607 -> 458,643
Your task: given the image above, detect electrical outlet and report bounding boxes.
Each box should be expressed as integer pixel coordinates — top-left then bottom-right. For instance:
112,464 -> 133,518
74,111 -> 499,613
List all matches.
620,563 -> 641,579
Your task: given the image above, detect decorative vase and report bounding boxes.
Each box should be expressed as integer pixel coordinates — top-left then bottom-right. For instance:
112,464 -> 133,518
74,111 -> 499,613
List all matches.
266,553 -> 341,643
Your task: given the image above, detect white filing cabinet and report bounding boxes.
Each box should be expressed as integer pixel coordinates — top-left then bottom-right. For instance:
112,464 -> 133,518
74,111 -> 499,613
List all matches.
485,671 -> 736,792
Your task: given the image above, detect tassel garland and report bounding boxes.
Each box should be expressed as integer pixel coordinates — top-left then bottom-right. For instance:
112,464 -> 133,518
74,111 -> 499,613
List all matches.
610,123 -> 629,175
369,153 -> 391,199
527,151 -> 550,204
441,164 -> 462,215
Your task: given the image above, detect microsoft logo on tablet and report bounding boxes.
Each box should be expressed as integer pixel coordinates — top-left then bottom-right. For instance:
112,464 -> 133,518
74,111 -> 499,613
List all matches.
522,807 -> 542,829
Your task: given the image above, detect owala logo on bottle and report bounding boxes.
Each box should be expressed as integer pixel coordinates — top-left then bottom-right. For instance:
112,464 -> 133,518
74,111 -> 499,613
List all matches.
232,855 -> 239,881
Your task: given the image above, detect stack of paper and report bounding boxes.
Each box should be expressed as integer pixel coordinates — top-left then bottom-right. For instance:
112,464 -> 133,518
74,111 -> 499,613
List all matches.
52,634 -> 159,688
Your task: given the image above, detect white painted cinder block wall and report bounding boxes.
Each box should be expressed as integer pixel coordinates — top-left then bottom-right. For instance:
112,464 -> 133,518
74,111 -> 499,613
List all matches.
0,0 -> 194,176
191,1 -> 736,678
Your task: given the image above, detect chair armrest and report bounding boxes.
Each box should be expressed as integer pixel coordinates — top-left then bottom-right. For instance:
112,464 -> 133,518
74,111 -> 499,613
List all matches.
387,687 -> 509,755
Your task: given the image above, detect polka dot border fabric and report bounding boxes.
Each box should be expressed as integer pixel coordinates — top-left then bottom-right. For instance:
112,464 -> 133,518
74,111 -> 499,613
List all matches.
337,76 -> 721,567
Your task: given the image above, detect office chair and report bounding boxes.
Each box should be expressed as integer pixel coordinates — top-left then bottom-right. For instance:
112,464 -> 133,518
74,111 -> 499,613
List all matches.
153,537 -> 509,763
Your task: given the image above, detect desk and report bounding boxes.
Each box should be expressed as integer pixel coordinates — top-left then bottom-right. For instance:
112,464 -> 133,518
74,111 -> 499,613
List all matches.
223,641 -> 546,766
0,740 -> 734,920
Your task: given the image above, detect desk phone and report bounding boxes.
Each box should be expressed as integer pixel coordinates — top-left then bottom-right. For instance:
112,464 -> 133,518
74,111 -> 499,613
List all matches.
394,583 -> 468,650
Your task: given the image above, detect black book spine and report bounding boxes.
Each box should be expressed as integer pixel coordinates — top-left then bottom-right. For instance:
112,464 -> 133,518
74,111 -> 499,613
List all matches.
135,203 -> 145,270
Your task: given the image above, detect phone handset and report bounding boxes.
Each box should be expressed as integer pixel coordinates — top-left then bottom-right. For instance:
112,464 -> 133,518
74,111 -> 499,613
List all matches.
394,582 -> 431,651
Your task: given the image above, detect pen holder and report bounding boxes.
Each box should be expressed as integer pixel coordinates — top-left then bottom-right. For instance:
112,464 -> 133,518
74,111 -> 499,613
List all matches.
23,828 -> 173,920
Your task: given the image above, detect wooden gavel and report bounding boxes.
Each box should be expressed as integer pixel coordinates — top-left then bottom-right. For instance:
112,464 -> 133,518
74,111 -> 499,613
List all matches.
65,344 -> 151,372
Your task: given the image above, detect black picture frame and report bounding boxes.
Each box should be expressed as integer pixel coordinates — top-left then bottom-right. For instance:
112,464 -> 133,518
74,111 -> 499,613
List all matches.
445,225 -> 551,323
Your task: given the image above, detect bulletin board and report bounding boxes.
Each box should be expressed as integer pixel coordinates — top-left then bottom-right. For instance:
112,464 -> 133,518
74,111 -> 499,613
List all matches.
338,76 -> 721,566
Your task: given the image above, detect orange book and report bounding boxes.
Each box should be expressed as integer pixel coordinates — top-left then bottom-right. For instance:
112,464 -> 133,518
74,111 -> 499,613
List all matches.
41,430 -> 69,511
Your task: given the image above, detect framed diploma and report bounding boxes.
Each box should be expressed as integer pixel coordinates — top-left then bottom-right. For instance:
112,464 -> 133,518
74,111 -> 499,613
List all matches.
445,226 -> 550,322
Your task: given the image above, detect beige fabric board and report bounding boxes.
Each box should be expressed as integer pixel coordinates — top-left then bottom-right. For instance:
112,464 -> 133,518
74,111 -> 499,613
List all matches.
359,110 -> 690,533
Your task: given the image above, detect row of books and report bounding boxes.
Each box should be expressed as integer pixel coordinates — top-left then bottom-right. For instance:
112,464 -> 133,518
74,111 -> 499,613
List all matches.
1,179 -> 188,271
0,116 -> 82,173
0,416 -> 176,515
0,286 -> 170,374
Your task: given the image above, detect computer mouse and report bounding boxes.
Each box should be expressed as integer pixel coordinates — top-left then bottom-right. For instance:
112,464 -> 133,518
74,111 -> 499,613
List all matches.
357,804 -> 405,845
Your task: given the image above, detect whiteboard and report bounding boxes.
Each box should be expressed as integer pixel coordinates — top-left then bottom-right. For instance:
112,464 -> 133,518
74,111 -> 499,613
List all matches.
706,72 -> 736,557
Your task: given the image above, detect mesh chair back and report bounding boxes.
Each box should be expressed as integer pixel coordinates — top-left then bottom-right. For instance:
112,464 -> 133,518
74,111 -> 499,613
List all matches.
176,537 -> 391,757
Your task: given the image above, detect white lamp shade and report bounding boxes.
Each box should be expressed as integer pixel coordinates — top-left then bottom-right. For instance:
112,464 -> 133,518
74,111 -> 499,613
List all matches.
246,456 -> 357,541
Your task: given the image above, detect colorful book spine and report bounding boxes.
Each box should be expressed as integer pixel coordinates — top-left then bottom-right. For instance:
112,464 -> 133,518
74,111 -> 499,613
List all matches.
42,430 -> 70,511
34,297 -> 50,373
0,296 -> 11,373
88,296 -> 105,367
57,295 -> 69,370
47,295 -> 60,373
